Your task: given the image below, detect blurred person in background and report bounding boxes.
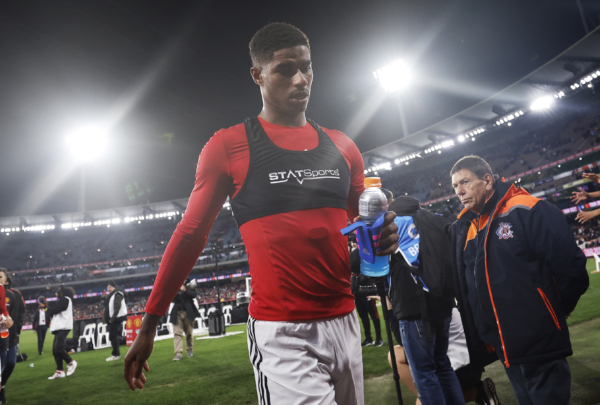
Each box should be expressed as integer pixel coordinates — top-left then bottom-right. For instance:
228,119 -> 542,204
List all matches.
46,286 -> 77,379
169,280 -> 199,361
33,296 -> 48,355
0,270 -> 25,404
103,281 -> 128,362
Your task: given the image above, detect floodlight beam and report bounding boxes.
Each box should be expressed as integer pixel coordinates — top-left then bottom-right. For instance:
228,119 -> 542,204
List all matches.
373,60 -> 412,93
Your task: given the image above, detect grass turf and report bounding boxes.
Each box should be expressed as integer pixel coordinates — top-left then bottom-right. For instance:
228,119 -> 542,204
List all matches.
6,259 -> 600,404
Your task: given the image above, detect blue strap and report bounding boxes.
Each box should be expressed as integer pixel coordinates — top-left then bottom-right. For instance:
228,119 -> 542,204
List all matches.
340,213 -> 387,264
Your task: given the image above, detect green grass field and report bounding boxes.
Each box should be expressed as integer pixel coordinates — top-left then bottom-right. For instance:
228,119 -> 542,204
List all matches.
6,260 -> 600,405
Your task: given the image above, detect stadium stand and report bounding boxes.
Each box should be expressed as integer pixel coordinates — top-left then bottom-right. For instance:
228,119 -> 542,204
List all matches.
0,206 -> 249,337
382,107 -> 600,205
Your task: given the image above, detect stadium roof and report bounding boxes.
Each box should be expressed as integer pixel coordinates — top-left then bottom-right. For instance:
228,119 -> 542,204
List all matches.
362,27 -> 600,170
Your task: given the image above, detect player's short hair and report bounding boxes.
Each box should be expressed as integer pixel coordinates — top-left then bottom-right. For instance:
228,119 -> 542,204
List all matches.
249,23 -> 310,67
0,268 -> 7,277
450,155 -> 494,179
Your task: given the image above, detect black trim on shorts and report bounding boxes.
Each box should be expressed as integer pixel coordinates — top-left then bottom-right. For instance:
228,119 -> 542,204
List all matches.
248,318 -> 271,405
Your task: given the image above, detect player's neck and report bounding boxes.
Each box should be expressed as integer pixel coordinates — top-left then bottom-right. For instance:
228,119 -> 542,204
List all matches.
258,109 -> 306,127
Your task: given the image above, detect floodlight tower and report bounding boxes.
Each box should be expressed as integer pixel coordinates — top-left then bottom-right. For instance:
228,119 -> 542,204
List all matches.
65,126 -> 108,212
374,60 -> 412,138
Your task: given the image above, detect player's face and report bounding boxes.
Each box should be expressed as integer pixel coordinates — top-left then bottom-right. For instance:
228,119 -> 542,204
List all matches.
0,273 -> 6,286
451,169 -> 494,214
254,45 -> 313,117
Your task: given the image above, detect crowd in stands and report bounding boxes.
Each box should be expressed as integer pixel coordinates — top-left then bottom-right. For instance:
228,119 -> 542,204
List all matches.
11,248 -> 247,290
0,213 -> 241,272
385,110 -> 600,202
197,280 -> 246,304
572,218 -> 600,249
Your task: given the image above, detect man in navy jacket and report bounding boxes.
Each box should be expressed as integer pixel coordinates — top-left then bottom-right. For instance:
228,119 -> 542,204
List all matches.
449,155 -> 589,405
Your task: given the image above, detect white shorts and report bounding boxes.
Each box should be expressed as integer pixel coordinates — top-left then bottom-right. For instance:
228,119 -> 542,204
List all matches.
246,311 -> 364,405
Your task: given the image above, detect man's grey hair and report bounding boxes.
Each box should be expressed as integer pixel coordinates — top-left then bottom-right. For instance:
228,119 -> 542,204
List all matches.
450,155 -> 494,179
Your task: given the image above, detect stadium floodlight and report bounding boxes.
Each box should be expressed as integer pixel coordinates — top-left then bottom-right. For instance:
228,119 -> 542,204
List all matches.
457,135 -> 465,142
65,125 -> 109,162
373,60 -> 412,93
530,96 -> 555,111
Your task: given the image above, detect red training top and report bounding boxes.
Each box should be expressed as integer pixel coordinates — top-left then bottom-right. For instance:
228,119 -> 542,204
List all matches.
145,117 -> 365,321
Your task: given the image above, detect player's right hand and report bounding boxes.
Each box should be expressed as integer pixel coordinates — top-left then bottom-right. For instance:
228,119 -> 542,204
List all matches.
571,188 -> 588,204
124,314 -> 160,391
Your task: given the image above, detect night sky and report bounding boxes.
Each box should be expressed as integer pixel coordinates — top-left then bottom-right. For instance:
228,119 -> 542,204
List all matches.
1,0 -> 598,217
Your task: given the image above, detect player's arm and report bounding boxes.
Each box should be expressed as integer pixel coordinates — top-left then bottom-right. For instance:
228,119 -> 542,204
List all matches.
125,133 -> 231,391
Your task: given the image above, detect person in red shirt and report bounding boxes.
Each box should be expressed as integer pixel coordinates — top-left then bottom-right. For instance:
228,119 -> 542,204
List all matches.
124,23 -> 399,404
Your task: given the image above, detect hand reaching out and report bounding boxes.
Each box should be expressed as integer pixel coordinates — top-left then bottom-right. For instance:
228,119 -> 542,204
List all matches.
571,188 -> 588,204
582,173 -> 600,183
576,209 -> 600,224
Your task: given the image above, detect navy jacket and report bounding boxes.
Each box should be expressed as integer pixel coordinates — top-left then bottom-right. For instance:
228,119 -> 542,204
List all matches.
450,180 -> 589,367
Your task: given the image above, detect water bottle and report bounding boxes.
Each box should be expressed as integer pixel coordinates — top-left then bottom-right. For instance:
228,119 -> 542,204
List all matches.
358,177 -> 390,277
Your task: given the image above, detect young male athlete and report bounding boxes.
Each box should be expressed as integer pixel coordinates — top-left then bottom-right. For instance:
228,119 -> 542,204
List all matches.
124,23 -> 399,404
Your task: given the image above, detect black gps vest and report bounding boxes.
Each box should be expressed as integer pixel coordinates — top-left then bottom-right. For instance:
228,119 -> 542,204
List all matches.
230,117 -> 351,227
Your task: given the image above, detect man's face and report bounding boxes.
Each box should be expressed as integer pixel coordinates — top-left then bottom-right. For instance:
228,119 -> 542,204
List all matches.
251,45 -> 313,117
451,169 -> 494,214
0,273 -> 7,286
107,285 -> 115,293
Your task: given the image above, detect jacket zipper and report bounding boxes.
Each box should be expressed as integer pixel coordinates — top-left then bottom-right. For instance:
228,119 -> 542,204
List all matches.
537,288 -> 561,330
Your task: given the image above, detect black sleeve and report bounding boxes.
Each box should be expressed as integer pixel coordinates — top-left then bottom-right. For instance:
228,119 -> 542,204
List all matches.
185,289 -> 198,299
46,297 -> 69,317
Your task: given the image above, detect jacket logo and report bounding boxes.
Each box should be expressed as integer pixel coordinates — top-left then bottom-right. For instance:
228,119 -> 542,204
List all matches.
496,222 -> 513,240
268,169 -> 340,185
408,224 -> 419,239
